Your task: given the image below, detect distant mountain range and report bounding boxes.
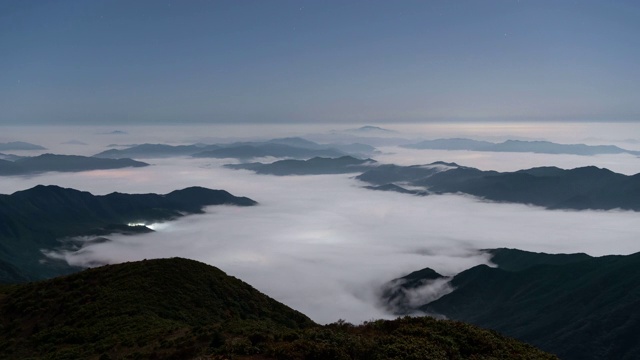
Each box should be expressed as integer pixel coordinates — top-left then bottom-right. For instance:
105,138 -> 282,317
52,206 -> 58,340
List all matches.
0,257 -> 556,359
343,125 -> 397,134
93,137 -> 377,160
381,248 -> 640,360
0,154 -> 148,176
227,155 -> 640,211
225,156 -> 377,175
357,162 -> 640,211
402,138 -> 640,156
0,141 -> 46,151
192,143 -> 345,160
95,143 -> 221,158
0,185 -> 256,283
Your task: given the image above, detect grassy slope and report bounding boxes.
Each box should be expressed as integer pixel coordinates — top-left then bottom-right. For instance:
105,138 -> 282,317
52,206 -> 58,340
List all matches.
0,258 -> 556,360
424,250 -> 640,360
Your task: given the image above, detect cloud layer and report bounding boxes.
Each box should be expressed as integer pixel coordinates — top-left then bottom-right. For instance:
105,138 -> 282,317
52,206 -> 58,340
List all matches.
1,124 -> 639,324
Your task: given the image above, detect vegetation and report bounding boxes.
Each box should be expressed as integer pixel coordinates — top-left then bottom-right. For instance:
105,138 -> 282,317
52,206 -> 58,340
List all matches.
0,258 -> 556,360
357,163 -> 640,211
386,248 -> 640,360
0,185 -> 256,283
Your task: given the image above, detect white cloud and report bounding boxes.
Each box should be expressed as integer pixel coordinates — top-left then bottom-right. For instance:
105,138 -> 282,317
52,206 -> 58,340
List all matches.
1,124 -> 639,324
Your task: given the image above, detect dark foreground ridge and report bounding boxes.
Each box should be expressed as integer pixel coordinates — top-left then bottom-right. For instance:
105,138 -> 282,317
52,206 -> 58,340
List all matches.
0,257 -> 557,360
0,185 -> 256,283
382,248 -> 640,360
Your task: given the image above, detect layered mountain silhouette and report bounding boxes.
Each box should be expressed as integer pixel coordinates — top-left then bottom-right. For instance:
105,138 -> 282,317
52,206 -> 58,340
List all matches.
381,248 -> 640,360
357,163 -> 640,211
225,156 -> 376,175
94,137 -> 377,160
0,154 -> 148,176
0,141 -> 46,151
0,185 -> 256,283
94,143 -> 221,158
192,143 -> 345,160
0,257 -> 556,359
402,138 -> 640,156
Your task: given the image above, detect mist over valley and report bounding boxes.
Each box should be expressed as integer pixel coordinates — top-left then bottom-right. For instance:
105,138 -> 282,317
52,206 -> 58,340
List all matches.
1,123 -> 638,330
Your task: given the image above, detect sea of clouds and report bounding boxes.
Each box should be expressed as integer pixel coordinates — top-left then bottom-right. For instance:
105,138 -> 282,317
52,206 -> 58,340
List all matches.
1,123 -> 639,323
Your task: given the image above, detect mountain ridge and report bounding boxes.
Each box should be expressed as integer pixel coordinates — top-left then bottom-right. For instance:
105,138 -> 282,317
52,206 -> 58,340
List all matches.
0,257 -> 557,360
0,185 -> 256,283
381,248 -> 640,360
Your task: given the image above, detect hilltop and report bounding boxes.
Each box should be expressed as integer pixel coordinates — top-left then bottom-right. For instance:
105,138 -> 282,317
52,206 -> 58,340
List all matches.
382,248 -> 640,360
0,185 -> 256,283
0,257 -> 557,360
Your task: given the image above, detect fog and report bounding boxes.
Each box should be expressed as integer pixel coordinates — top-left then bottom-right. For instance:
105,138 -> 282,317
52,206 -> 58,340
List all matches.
1,123 -> 639,324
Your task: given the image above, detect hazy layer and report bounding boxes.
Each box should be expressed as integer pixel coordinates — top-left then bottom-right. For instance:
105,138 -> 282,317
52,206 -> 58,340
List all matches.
3,158 -> 639,323
2,122 -> 640,156
1,123 -> 639,323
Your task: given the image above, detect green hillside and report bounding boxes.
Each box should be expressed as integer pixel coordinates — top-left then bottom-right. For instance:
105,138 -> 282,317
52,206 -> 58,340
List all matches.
388,249 -> 640,360
0,258 -> 556,360
0,185 -> 256,283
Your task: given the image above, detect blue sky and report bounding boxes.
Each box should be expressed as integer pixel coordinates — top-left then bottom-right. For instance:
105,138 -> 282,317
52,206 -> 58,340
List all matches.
1,0 -> 639,124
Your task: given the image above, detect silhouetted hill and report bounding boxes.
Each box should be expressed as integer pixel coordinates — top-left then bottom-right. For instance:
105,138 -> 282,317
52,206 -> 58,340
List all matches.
356,161 -> 459,185
0,159 -> 23,175
94,143 -> 219,159
0,258 -> 556,360
380,267 -> 448,314
0,153 -> 25,161
403,138 -> 494,151
486,248 -> 592,272
0,154 -> 148,175
193,143 -> 346,160
358,163 -> 640,211
345,125 -> 397,133
383,249 -> 640,360
95,138 -> 376,160
0,141 -> 46,151
225,156 -> 376,175
402,138 -> 640,156
0,185 -> 256,283
363,183 -> 426,195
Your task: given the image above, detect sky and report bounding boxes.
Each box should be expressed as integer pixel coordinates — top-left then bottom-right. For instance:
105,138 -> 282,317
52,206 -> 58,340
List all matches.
2,0 -> 639,125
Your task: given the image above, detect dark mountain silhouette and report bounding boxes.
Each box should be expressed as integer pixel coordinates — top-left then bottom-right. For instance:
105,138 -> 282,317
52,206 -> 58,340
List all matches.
357,163 -> 640,211
0,153 -> 24,161
0,257 -> 556,360
0,154 -> 148,175
268,137 -> 378,156
0,159 -> 24,175
402,138 -> 640,156
345,125 -> 397,133
94,137 -> 376,160
193,143 -> 346,159
356,161 -> 458,185
0,185 -> 256,283
94,143 -> 220,159
225,156 -> 376,175
382,248 -> 640,360
363,183 -> 427,195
